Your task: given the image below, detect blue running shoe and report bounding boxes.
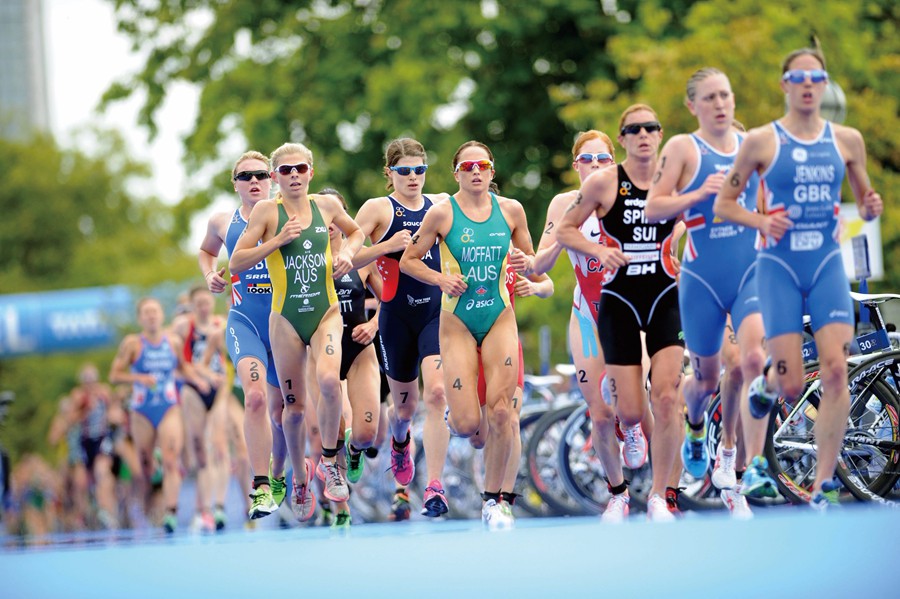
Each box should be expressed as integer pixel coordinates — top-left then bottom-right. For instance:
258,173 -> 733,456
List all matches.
681,415 -> 709,479
740,456 -> 778,499
810,479 -> 841,512
748,374 -> 778,419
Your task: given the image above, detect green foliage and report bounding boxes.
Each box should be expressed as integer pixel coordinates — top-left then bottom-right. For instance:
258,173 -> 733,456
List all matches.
0,130 -> 197,462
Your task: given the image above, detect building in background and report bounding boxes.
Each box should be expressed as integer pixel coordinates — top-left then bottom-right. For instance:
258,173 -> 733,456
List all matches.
0,0 -> 49,138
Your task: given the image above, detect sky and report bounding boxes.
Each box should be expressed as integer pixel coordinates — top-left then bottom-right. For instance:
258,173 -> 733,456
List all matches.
44,0 -> 222,249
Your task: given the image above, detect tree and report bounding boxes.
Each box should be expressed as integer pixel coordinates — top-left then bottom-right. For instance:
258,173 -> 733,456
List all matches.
0,130 -> 197,460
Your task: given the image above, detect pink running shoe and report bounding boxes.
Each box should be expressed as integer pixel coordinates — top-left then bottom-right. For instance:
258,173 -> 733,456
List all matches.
622,424 -> 648,469
421,480 -> 450,517
291,458 -> 316,522
390,434 -> 415,486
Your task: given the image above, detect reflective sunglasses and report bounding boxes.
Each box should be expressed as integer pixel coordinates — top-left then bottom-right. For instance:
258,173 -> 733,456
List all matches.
620,121 -> 662,136
233,170 -> 270,182
389,165 -> 428,176
276,162 -> 311,175
575,152 -> 614,165
455,159 -> 494,173
782,69 -> 829,84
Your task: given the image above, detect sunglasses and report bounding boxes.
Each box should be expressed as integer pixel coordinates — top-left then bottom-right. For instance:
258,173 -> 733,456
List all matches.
620,121 -> 662,136
233,170 -> 270,182
276,162 -> 311,175
455,160 -> 494,173
389,165 -> 428,176
575,152 -> 614,165
782,69 -> 829,84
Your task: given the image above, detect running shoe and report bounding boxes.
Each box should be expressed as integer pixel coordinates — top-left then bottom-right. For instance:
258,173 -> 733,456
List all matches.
601,492 -> 630,524
388,489 -> 411,521
622,424 -> 648,469
810,479 -> 841,513
646,494 -> 675,522
390,433 -> 415,486
711,445 -> 737,490
331,509 -> 351,529
248,485 -> 278,520
269,455 -> 287,507
291,457 -> 317,522
190,511 -> 216,533
665,487 -> 683,517
317,457 -> 350,502
499,501 -> 515,525
721,488 -> 753,520
344,429 -> 365,484
213,506 -> 227,531
421,479 -> 450,517
317,502 -> 335,527
97,509 -> 119,530
162,513 -> 177,534
481,499 -> 514,529
681,415 -> 710,479
748,374 -> 778,419
740,455 -> 778,499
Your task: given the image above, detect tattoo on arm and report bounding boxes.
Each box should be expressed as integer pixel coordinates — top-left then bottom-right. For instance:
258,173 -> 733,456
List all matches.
730,173 -> 742,187
544,222 -> 555,235
574,192 -> 583,205
652,156 -> 666,184
412,234 -> 419,245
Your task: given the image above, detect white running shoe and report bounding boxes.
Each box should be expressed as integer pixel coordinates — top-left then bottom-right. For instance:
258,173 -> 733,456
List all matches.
721,488 -> 753,520
482,499 -> 514,529
646,494 -> 675,522
622,424 -> 648,469
711,445 -> 737,490
601,492 -> 630,524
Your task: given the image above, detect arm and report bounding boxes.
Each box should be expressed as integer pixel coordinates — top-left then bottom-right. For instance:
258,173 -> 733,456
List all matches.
530,193 -> 571,276
399,205 -> 466,296
838,126 -> 883,221
714,129 -> 793,241
324,195 -> 366,278
230,201 -> 298,274
646,136 -> 717,223
557,169 -> 628,269
170,333 -> 210,393
47,397 -> 74,446
351,264 -> 382,345
351,198 -> 411,269
109,336 -> 154,387
198,212 -> 229,293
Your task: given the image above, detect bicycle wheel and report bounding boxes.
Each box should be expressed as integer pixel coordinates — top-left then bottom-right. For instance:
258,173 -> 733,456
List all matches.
557,404 -> 607,515
515,407 -> 554,517
763,363 -> 860,504
837,355 -> 900,503
524,403 -> 588,516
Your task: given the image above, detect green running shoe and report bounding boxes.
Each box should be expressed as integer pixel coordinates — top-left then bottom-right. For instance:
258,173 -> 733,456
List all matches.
331,509 -> 351,529
162,513 -> 177,534
248,486 -> 278,520
270,455 -> 287,507
345,428 -> 365,484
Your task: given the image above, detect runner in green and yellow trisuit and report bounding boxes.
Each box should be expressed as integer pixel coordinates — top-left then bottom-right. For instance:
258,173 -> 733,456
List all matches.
230,142 -> 364,527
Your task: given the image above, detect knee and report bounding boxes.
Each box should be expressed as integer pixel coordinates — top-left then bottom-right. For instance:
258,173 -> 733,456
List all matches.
318,374 -> 341,401
423,383 -> 447,411
352,426 -> 377,448
488,401 -> 511,431
741,348 -> 766,380
244,387 -> 267,415
589,401 -> 617,428
455,413 -> 482,438
650,388 -> 682,421
819,358 -> 848,395
282,401 -> 306,426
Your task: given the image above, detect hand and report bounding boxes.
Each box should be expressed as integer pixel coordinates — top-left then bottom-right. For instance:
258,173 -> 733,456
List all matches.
351,321 -> 377,345
514,276 -> 536,298
694,172 -> 726,203
386,230 -> 412,253
669,253 -> 682,277
861,189 -> 883,221
194,377 -> 211,396
439,274 -> 468,297
206,267 -> 228,294
276,215 -> 303,247
508,248 -> 534,275
596,246 -> 629,270
761,212 -> 793,242
332,249 -> 354,279
137,374 -> 157,388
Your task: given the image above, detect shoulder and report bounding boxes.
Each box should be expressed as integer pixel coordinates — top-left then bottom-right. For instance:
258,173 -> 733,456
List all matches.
428,192 -> 452,204
120,333 -> 141,352
208,209 -> 233,230
548,190 -> 578,214
497,195 -> 525,214
661,133 -> 695,154
582,164 -> 618,195
357,196 -> 392,218
832,123 -> 865,150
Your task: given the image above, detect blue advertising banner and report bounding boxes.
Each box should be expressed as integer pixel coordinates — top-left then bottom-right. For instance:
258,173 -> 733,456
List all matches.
0,286 -> 134,357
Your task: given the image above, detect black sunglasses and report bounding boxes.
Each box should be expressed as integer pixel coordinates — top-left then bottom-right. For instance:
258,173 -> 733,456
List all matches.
620,121 -> 662,136
234,170 -> 270,182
